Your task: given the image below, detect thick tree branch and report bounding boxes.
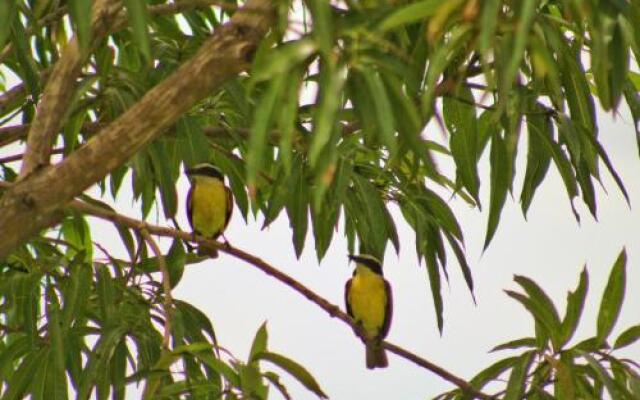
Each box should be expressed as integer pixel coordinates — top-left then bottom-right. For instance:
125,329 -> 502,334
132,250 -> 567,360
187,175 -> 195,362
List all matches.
0,0 -> 275,258
18,0 -> 121,179
52,196 -> 493,400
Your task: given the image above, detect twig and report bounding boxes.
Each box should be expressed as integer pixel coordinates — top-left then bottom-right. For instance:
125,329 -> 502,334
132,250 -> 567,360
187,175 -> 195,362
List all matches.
0,148 -> 65,164
0,179 -> 493,398
139,228 -> 173,351
64,196 -> 493,400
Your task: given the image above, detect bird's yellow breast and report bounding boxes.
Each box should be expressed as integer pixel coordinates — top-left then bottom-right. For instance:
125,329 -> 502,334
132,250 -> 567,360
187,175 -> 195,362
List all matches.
348,266 -> 388,339
191,176 -> 228,238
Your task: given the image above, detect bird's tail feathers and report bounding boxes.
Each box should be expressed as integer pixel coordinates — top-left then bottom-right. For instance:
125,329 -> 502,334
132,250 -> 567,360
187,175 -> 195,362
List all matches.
365,340 -> 388,369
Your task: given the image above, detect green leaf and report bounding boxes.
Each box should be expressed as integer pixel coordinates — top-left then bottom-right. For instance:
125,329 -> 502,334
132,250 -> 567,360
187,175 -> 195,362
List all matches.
307,0 -> 332,57
514,275 -> 562,348
148,140 -> 178,219
360,67 -> 397,156
501,0 -> 536,97
623,82 -> 640,157
443,232 -> 473,300
484,132 -> 509,249
3,347 -> 48,400
95,265 -> 115,323
308,64 -> 347,167
77,326 -> 128,400
579,351 -> 633,400
596,249 -> 627,345
285,159 -> 309,258
251,38 -> 317,83
378,0 -> 443,31
122,0 -> 151,60
247,75 -> 286,188
166,238 -> 186,289
68,0 -> 92,54
0,0 -> 16,51
504,351 -> 535,400
561,267 -> 589,347
468,356 -> 519,392
249,322 -> 269,363
527,112 -> 579,219
425,251 -> 444,334
614,325 -> 640,349
521,112 -> 553,217
443,86 -> 481,206
263,371 -> 291,400
45,286 -> 67,400
255,351 -> 328,399
490,337 -> 537,353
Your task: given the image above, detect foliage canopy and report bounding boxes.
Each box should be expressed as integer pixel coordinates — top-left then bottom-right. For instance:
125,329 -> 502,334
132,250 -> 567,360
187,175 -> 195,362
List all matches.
0,0 -> 639,398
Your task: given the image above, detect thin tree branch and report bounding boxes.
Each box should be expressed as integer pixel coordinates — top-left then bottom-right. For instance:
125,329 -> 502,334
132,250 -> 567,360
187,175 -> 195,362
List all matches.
0,148 -> 64,164
140,228 -> 173,351
0,0 -> 276,258
53,195 -> 493,400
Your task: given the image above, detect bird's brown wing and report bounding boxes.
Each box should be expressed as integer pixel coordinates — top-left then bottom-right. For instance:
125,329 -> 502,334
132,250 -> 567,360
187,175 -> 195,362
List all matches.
380,279 -> 393,339
224,185 -> 233,231
344,278 -> 353,318
186,186 -> 194,232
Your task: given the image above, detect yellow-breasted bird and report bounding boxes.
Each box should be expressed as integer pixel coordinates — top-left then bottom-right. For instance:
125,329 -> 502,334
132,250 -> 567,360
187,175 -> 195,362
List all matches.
186,163 -> 233,257
345,254 -> 393,369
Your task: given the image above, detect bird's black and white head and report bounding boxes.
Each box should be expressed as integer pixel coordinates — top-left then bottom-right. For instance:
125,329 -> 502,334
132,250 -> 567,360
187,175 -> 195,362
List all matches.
186,163 -> 224,182
349,254 -> 383,275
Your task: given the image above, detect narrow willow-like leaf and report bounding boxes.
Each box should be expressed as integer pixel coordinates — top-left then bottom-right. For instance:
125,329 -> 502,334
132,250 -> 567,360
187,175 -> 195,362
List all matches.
468,356 -> 519,392
504,351 -> 535,400
484,132 -> 509,250
166,238 -> 186,289
122,0 -> 151,60
285,159 -> 309,258
579,351 -> 634,400
614,325 -> 640,349
425,252 -> 444,334
443,86 -> 481,206
148,140 -> 178,218
444,232 -> 474,300
251,39 -> 317,83
249,322 -> 269,362
247,75 -> 286,188
501,0 -> 536,97
490,338 -> 537,353
256,351 -> 328,399
506,290 -> 558,350
3,347 -> 48,400
77,326 -> 128,400
68,0 -> 92,53
378,0 -> 443,31
623,81 -> 640,157
308,64 -> 347,167
596,249 -> 627,345
0,0 -> 16,51
561,267 -> 589,347
521,112 -> 553,217
360,67 -> 397,157
527,113 -> 579,219
514,275 -> 563,349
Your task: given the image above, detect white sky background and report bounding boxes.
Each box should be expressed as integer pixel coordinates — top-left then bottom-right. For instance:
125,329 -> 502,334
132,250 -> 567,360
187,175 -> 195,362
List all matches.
2,13 -> 640,400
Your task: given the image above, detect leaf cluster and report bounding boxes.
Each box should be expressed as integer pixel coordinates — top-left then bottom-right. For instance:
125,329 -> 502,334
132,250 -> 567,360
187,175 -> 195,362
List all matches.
438,250 -> 640,400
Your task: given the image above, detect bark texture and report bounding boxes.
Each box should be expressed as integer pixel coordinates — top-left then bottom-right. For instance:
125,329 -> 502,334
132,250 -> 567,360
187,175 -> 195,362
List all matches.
0,0 -> 275,259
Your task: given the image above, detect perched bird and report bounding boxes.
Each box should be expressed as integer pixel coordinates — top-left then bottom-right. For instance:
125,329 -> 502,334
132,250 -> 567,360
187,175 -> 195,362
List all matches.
186,163 -> 233,257
345,254 -> 393,369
